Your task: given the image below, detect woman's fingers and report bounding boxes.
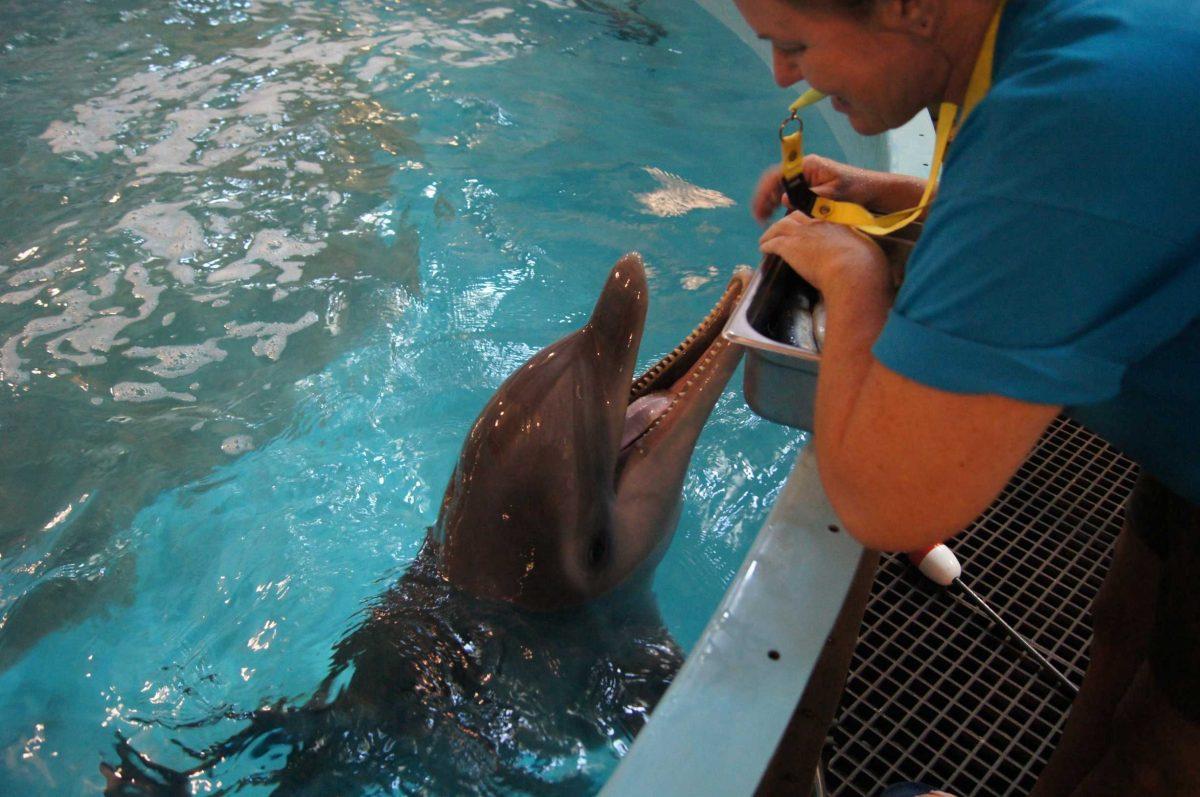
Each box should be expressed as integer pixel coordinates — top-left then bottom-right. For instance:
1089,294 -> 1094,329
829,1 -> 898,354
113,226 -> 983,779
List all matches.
759,216 -> 826,283
800,155 -> 841,193
754,156 -> 861,224
758,216 -> 888,292
759,212 -> 813,244
752,166 -> 786,224
759,235 -> 797,260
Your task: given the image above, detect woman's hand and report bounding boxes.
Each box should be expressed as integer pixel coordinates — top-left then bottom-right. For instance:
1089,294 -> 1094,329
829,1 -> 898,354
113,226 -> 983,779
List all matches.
802,154 -> 878,206
751,164 -> 787,224
750,156 -> 877,225
751,155 -> 928,225
759,212 -> 891,300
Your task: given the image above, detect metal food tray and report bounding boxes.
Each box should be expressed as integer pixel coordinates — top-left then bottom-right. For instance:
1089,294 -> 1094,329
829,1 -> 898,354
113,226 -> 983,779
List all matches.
723,256 -> 823,432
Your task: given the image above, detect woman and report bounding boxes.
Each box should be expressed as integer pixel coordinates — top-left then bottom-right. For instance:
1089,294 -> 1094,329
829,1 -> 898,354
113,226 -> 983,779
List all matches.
732,0 -> 1200,794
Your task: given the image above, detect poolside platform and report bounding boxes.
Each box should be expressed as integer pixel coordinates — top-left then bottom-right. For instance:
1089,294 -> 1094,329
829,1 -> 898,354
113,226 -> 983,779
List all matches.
819,416 -> 1137,795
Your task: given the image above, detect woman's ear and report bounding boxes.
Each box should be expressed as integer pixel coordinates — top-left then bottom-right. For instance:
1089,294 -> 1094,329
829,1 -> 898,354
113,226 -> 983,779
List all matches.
876,0 -> 941,36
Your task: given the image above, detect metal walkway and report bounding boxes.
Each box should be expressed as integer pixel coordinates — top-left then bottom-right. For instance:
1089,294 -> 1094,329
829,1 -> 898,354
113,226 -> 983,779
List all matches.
824,417 -> 1138,796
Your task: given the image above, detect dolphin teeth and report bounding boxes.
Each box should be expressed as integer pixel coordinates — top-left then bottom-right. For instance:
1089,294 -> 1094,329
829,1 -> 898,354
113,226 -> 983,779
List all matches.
629,277 -> 742,400
625,279 -> 741,444
637,395 -> 682,442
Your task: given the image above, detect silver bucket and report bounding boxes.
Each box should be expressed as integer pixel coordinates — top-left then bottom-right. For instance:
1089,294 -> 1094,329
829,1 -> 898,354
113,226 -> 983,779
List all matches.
723,256 -> 823,432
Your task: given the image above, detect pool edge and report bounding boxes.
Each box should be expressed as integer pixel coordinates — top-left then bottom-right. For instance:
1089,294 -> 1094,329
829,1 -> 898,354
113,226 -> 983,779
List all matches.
601,448 -> 871,795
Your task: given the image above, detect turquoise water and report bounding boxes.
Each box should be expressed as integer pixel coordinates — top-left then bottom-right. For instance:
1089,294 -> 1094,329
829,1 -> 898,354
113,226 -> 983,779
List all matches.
0,1 -> 823,793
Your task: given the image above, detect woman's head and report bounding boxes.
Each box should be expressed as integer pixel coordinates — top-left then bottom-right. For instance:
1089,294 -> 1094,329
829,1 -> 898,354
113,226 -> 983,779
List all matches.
734,0 -> 990,135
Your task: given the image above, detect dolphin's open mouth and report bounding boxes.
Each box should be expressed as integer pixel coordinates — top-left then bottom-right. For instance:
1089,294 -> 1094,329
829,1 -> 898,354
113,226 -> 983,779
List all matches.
618,274 -> 747,453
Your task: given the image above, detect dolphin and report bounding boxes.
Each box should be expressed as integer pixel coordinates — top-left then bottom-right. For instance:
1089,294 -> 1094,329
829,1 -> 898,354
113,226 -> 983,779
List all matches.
436,253 -> 749,609
101,254 -> 750,795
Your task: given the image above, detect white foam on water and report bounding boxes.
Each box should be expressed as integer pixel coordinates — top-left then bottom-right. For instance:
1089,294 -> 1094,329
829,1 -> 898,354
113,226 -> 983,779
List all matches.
37,0 -> 529,169
325,292 -> 347,336
220,435 -> 255,455
207,216 -> 234,236
44,265 -> 163,368
191,291 -> 231,305
0,339 -> 25,385
40,59 -> 234,160
7,255 -> 76,287
20,0 -> 527,395
110,381 -> 196,403
209,229 -> 325,285
124,339 -> 228,379
462,7 -> 515,24
239,158 -> 287,172
206,261 -> 262,284
0,272 -> 118,383
40,119 -> 119,158
211,121 -> 260,152
48,316 -> 134,367
1,285 -> 47,305
225,311 -> 320,361
681,266 -> 720,291
356,56 -> 394,83
133,108 -> 226,177
113,203 -> 205,285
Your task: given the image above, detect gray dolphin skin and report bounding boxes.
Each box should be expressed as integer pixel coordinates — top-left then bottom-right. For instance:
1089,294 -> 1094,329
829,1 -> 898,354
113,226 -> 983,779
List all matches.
437,252 -> 750,609
101,254 -> 750,795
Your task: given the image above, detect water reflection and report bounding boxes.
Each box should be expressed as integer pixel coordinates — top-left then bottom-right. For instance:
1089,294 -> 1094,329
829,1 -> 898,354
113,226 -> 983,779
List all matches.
102,551 -> 681,795
0,0 -> 456,666
0,0 -> 801,793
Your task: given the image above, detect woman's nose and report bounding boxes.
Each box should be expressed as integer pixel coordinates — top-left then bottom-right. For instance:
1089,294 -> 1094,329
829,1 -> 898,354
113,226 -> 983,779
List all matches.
771,49 -> 804,88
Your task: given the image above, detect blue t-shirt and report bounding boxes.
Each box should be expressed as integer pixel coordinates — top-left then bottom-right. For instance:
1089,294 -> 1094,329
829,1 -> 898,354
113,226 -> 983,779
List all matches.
873,0 -> 1200,503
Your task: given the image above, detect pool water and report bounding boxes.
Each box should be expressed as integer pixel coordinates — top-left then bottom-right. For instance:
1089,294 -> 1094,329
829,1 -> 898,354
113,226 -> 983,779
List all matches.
0,0 -> 821,793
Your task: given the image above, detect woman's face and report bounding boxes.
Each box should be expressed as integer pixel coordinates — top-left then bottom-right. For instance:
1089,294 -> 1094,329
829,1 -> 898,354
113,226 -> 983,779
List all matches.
734,0 -> 946,135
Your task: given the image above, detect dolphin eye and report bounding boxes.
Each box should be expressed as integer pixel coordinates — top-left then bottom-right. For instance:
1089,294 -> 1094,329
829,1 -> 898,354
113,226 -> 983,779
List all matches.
587,535 -> 608,567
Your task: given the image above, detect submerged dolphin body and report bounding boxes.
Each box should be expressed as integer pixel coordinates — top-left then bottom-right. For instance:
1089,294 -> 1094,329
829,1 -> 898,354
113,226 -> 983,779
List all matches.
102,254 -> 749,795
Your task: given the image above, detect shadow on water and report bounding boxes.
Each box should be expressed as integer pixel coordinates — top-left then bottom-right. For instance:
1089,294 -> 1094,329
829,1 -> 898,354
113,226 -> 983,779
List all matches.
574,0 -> 668,45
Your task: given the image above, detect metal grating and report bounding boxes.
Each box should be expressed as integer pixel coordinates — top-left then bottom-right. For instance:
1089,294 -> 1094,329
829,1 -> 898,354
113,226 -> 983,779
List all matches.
824,416 -> 1139,796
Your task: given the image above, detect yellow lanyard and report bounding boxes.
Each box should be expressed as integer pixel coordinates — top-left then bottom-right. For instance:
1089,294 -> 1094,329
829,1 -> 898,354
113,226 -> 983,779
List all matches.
780,1 -> 1006,236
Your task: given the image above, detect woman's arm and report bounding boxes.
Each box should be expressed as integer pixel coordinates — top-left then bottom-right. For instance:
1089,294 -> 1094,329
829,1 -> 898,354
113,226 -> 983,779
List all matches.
760,215 -> 1059,551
